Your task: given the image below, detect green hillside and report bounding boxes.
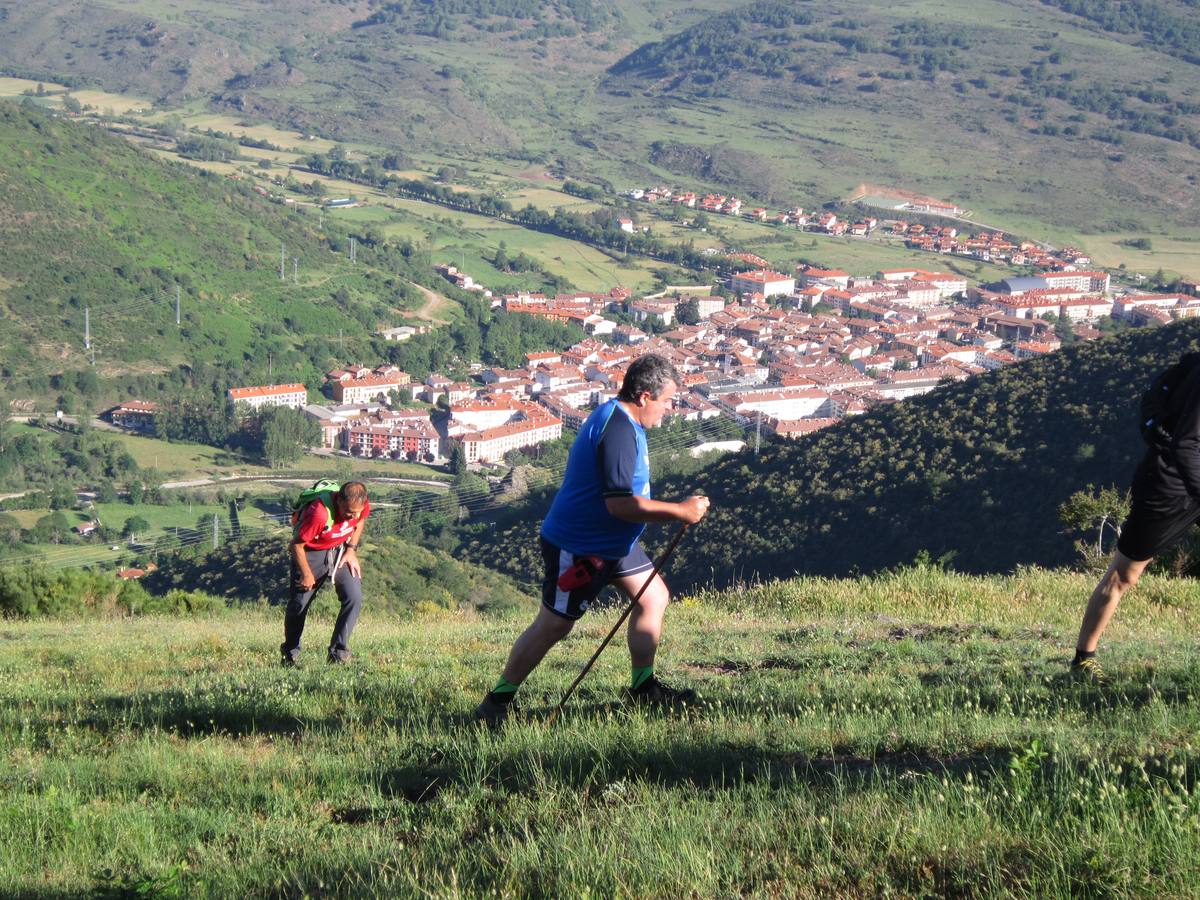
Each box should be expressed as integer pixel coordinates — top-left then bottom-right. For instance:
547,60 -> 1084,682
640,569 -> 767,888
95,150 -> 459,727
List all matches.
0,99 -> 437,384
4,0 -> 1200,252
0,101 -> 595,402
603,0 -> 1200,235
139,533 -> 526,613
2,566 -> 1198,895
462,319 -> 1200,588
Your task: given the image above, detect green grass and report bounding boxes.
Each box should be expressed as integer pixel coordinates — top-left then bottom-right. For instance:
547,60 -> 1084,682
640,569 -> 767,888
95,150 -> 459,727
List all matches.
1,566 -> 1198,895
97,431 -> 450,483
103,432 -> 258,479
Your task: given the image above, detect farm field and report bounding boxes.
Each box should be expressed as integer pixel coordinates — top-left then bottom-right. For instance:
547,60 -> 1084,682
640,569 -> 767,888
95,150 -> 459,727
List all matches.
1078,232 -> 1200,284
368,198 -> 675,294
1,565 -> 1197,895
101,432 -> 261,480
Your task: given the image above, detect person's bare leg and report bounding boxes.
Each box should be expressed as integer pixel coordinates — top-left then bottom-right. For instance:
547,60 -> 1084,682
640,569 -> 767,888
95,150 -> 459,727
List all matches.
1075,550 -> 1151,653
500,605 -> 575,685
616,571 -> 670,669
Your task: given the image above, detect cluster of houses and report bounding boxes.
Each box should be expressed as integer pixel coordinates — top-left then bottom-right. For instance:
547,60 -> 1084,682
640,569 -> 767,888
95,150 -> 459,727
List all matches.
619,183 -> 1132,282
621,182 -> 967,236
623,186 -> 754,219
235,365 -> 565,465
105,258 -> 1200,459
621,185 -> 870,235
899,225 -> 1100,270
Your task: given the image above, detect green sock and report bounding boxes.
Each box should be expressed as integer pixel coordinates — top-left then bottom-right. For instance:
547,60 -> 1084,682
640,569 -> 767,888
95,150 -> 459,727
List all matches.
492,676 -> 520,696
631,666 -> 654,690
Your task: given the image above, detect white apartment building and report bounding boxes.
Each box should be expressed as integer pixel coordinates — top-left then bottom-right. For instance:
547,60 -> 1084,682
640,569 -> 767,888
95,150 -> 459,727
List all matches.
228,383 -> 308,411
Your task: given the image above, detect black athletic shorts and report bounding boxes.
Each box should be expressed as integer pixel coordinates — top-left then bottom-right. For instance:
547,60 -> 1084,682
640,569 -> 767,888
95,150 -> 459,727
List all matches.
1116,489 -> 1200,562
540,536 -> 654,620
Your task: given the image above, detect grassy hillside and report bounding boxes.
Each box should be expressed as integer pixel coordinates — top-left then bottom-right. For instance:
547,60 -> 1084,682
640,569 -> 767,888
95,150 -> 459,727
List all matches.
463,319 -> 1200,588
4,0 -> 1200,254
1,566 -> 1198,895
602,0 -> 1200,235
0,100 -> 598,404
0,99 -> 439,383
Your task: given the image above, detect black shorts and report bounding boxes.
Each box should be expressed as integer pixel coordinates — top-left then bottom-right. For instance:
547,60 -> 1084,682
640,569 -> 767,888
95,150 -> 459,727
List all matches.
540,536 -> 654,620
1116,489 -> 1200,562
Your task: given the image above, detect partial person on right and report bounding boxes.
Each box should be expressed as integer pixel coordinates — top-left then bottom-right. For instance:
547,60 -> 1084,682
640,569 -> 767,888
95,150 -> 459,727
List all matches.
1072,352 -> 1200,681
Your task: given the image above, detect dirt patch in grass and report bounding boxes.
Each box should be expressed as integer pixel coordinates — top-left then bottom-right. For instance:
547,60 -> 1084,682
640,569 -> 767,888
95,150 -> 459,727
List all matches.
683,656 -> 811,676
887,623 -> 1002,642
515,166 -> 557,183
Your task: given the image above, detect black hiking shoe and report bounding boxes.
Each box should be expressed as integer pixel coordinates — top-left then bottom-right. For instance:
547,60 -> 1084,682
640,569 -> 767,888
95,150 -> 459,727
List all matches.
624,675 -> 696,707
327,649 -> 351,665
474,694 -> 512,729
280,643 -> 298,668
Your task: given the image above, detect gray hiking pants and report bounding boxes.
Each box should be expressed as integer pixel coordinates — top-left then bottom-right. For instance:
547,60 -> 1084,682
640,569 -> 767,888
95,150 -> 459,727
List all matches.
282,546 -> 363,662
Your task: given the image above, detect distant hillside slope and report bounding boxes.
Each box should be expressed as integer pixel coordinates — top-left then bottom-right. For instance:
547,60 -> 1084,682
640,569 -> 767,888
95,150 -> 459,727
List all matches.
666,319 -> 1200,584
0,101 -> 429,381
5,0 -> 1199,237
604,0 -> 1200,231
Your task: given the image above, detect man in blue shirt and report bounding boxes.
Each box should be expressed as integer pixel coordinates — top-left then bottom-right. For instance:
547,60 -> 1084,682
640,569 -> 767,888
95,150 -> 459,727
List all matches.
476,353 -> 710,726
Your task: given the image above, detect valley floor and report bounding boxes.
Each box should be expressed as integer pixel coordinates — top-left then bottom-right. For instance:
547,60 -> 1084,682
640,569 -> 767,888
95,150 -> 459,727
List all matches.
2,567 -> 1198,896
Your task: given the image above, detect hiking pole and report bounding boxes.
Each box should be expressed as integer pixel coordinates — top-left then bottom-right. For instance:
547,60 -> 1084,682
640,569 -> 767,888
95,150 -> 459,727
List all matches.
549,523 -> 690,725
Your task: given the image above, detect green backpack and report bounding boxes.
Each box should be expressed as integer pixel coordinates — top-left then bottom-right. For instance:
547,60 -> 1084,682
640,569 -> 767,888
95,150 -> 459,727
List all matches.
291,479 -> 340,536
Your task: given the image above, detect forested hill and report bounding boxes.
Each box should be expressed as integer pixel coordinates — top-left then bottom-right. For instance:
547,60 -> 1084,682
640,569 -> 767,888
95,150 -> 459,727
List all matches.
6,0 -> 1200,235
662,320 -> 1200,584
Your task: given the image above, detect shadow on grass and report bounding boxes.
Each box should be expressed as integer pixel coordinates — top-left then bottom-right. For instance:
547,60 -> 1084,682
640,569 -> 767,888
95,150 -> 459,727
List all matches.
375,728 -> 1014,806
75,690 -> 345,738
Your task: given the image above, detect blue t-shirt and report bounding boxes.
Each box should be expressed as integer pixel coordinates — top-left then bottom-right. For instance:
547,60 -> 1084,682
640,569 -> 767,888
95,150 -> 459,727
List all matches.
541,399 -> 650,559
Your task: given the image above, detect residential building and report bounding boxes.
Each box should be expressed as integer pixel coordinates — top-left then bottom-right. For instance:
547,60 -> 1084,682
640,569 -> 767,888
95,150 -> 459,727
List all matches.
730,270 -> 796,299
331,373 -> 412,405
228,383 -> 308,411
107,400 -> 158,434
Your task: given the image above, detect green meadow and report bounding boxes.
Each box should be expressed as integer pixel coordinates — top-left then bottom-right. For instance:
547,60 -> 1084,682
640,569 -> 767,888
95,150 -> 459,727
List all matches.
2,565 -> 1198,896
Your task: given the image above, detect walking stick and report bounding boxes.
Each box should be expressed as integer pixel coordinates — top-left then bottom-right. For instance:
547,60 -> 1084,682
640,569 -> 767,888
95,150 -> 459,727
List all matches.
549,523 -> 690,724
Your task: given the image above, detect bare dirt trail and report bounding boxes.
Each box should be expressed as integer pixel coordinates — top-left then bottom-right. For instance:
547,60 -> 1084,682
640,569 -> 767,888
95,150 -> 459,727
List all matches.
408,282 -> 453,323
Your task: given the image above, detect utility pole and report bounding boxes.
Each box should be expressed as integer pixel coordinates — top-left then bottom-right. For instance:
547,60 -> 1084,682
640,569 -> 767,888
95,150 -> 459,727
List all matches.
84,306 -> 90,350
280,242 -> 286,281
755,410 -> 762,455
350,237 -> 356,263
212,514 -> 220,551
175,284 -> 181,326
293,257 -> 299,285
268,352 -> 273,382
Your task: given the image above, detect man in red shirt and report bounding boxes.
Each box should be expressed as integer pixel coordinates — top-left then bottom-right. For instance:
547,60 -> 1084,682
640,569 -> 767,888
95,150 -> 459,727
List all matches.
281,481 -> 371,665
